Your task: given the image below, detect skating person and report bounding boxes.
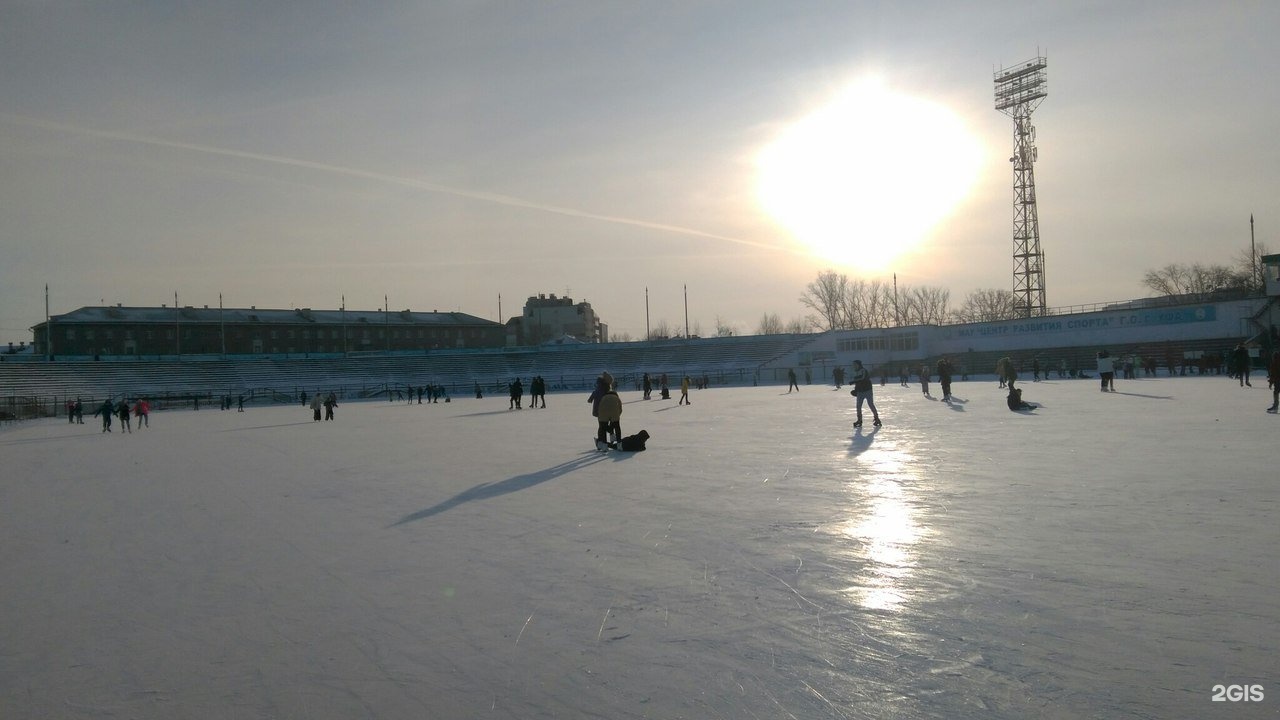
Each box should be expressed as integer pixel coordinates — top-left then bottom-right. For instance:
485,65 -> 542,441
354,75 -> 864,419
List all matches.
95,398 -> 114,432
849,360 -> 881,429
787,368 -> 800,393
899,365 -> 909,387
74,398 -> 84,424
937,357 -> 954,402
531,376 -> 546,408
508,378 -> 523,409
833,366 -> 844,390
679,375 -> 691,405
117,400 -> 132,433
588,373 -> 621,450
310,392 -> 323,421
1097,350 -> 1116,392
324,392 -> 337,421
237,395 -> 245,412
642,373 -> 652,400
597,385 -> 622,450
135,397 -> 150,428
996,356 -> 1015,389
1233,343 -> 1253,387
1265,350 -> 1278,406
919,364 -> 931,398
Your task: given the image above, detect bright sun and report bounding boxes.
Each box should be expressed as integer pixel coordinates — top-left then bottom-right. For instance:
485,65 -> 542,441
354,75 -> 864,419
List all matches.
756,78 -> 982,271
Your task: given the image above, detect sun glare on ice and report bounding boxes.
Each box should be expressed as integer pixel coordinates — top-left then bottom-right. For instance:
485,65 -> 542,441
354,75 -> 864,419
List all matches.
756,78 -> 982,271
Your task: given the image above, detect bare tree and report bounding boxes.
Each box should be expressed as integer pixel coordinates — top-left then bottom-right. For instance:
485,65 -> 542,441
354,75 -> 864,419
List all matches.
899,286 -> 950,325
649,319 -> 673,340
714,315 -> 736,337
756,312 -> 784,335
1234,242 -> 1271,293
799,270 -> 849,331
612,331 -> 634,342
1142,262 -> 1247,300
863,279 -> 897,328
784,317 -> 810,334
952,288 -> 1022,323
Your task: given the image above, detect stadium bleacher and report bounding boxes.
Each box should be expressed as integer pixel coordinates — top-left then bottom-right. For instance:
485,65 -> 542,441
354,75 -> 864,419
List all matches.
0,334 -> 814,414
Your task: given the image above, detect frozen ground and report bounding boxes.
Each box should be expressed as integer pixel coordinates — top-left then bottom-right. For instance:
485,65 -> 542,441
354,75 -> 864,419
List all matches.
1,374 -> 1275,719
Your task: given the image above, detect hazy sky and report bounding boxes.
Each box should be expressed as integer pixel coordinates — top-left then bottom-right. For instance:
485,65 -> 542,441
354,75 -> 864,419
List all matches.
2,2 -> 1276,342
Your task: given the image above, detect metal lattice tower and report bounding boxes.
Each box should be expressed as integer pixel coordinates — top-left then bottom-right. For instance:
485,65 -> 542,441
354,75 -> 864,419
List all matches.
994,56 -> 1048,317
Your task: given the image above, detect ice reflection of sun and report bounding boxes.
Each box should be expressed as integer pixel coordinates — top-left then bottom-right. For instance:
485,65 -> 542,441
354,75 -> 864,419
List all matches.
840,443 -> 927,611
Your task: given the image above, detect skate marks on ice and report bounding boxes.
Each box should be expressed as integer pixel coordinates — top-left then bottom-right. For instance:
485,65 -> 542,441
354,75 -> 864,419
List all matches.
389,453 -> 607,526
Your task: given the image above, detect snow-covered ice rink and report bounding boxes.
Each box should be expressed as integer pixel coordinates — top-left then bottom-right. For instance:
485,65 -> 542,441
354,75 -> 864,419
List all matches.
2,374 -> 1276,719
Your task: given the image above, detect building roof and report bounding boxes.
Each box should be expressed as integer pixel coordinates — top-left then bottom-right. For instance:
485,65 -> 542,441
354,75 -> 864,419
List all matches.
38,306 -> 501,328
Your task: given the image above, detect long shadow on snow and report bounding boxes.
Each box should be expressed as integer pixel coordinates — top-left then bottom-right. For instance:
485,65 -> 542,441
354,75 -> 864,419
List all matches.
848,426 -> 879,458
221,422 -> 317,432
389,452 -> 608,527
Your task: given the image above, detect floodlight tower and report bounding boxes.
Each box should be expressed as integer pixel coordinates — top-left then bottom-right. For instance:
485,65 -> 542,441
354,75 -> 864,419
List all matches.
994,56 -> 1048,317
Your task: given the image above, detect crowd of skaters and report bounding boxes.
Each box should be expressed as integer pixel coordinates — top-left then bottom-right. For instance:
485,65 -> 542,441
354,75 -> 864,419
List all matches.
59,341 -> 1280,437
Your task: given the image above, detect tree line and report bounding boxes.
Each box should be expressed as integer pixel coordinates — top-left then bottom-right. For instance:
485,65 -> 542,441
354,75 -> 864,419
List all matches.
795,270 -> 1020,332
793,243 -> 1269,334
620,243 -> 1270,339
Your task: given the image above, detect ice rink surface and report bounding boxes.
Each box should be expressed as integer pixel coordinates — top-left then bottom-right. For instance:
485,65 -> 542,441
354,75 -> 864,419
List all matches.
2,374 -> 1276,719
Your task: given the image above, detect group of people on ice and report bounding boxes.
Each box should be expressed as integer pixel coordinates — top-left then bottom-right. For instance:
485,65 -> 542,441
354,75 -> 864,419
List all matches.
89,397 -> 150,433
507,376 -> 547,409
306,391 -> 339,421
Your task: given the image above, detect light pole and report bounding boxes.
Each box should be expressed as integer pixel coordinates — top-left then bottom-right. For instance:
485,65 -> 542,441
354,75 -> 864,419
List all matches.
995,55 -> 1049,317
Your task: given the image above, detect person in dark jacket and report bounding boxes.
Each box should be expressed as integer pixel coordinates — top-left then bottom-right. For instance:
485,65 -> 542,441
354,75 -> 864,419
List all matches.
849,360 -> 881,428
1233,343 -> 1253,387
95,398 -> 114,432
531,376 -> 546,408
1267,350 -> 1279,413
508,378 -> 523,409
936,357 -> 955,402
117,399 -> 132,433
1007,386 -> 1034,411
